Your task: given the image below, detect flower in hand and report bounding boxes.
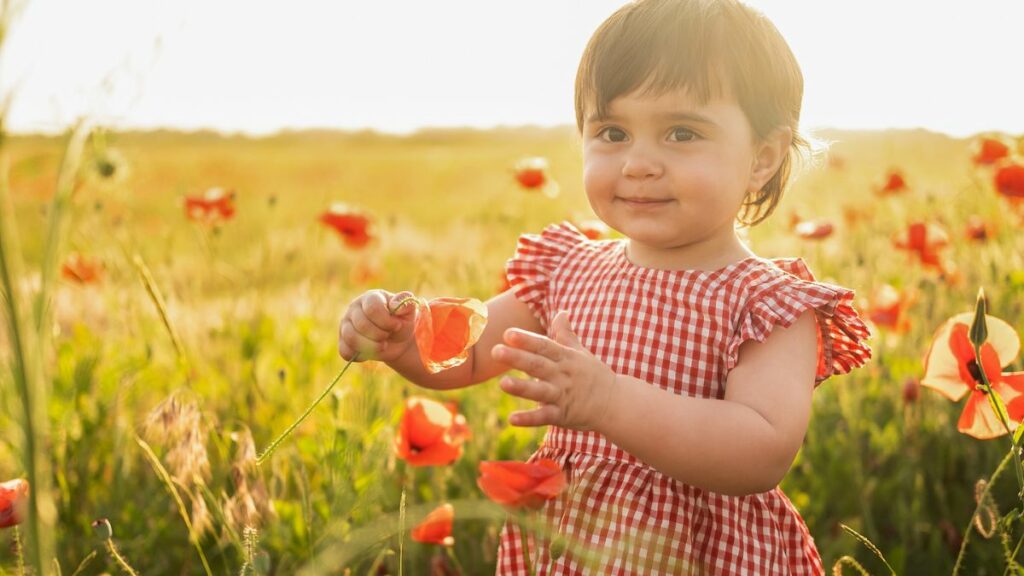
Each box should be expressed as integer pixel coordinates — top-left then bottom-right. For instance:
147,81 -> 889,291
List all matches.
491,310 -> 617,431
414,297 -> 488,374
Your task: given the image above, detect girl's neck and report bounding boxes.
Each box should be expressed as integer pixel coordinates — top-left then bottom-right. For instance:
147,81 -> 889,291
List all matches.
623,231 -> 756,273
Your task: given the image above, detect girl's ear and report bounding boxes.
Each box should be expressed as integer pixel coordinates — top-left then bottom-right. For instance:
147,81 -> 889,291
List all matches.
747,127 -> 793,195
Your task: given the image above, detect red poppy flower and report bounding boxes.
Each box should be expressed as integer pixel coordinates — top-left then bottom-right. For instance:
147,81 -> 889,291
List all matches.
61,252 -> 103,284
892,222 -> 949,271
395,397 -> 472,467
477,459 -> 566,510
964,215 -> 994,242
184,187 -> 236,223
921,313 -> 1024,439
413,297 -> 487,374
866,284 -> 915,333
793,219 -> 834,240
876,170 -> 908,196
841,204 -> 873,228
513,157 -> 548,189
972,137 -> 1010,166
319,203 -> 373,249
995,163 -> 1024,201
574,219 -> 610,240
0,479 -> 29,529
827,154 -> 845,170
411,503 -> 455,546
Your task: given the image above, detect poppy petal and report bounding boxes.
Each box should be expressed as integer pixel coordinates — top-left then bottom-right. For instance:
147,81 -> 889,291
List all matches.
922,318 -> 970,401
958,390 -> 1010,439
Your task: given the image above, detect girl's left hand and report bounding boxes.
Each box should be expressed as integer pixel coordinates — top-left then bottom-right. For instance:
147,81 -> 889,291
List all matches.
491,310 -> 618,431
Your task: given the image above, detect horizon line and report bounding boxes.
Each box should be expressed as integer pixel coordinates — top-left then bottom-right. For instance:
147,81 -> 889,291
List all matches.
5,122 -> 1016,141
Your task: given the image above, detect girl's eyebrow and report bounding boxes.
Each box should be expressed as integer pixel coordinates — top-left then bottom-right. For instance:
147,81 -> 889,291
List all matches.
586,111 -> 719,128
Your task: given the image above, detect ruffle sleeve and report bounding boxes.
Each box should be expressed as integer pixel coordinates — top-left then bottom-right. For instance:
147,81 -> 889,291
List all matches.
504,221 -> 590,331
725,258 -> 872,385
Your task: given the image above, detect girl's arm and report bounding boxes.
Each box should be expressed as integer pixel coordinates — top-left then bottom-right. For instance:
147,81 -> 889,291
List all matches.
387,289 -> 544,390
492,307 -> 818,496
599,310 -> 817,496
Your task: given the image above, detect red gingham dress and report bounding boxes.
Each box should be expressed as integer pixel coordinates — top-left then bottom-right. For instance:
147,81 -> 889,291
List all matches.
497,221 -> 872,575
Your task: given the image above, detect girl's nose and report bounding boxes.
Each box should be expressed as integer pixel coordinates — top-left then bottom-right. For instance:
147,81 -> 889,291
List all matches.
621,144 -> 664,180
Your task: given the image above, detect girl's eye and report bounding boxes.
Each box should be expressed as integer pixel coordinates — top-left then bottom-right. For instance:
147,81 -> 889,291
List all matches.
669,127 -> 699,142
598,127 -> 627,143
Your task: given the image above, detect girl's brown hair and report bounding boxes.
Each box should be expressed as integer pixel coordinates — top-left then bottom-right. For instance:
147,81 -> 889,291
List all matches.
575,0 -> 808,226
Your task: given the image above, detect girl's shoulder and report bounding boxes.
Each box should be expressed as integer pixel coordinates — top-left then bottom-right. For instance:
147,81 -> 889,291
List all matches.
725,256 -> 873,385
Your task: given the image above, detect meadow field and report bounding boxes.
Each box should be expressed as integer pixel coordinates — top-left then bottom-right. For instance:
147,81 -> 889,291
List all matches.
2,126 -> 1024,575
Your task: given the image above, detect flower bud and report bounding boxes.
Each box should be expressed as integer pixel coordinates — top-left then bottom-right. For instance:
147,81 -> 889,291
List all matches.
92,517 -> 113,540
969,288 -> 989,347
902,378 -> 920,404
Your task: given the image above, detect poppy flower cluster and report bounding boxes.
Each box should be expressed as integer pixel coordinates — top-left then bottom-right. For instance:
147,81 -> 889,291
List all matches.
184,187 -> 236,224
319,203 -> 373,249
0,478 -> 29,528
922,311 -> 1024,439
971,136 -> 1024,211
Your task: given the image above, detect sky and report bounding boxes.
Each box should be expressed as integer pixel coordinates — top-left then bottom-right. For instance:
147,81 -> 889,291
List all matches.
3,0 -> 1023,138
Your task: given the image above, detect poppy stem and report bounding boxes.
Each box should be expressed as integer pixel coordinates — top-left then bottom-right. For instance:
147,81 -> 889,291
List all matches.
519,518 -> 535,576
256,355 -> 359,466
389,297 -> 420,316
445,545 -> 466,576
953,449 -> 1014,576
104,538 -> 140,576
973,342 -> 1024,502
14,525 -> 25,576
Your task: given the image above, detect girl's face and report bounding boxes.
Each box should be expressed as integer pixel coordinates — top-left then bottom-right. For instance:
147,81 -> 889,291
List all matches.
581,87 -> 778,268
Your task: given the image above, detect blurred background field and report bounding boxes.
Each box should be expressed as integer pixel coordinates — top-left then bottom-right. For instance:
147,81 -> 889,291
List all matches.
2,126 -> 1024,574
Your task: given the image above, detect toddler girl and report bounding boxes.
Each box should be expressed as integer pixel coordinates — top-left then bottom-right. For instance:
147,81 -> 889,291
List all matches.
339,0 -> 872,573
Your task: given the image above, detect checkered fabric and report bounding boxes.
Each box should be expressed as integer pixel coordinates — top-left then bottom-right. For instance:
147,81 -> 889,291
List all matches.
496,221 -> 872,575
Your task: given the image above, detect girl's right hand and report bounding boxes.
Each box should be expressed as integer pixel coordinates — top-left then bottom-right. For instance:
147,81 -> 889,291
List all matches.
338,289 -> 418,364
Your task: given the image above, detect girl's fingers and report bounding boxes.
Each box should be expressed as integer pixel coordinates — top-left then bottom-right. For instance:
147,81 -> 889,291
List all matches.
351,309 -> 391,340
504,328 -> 563,362
363,291 -> 403,332
492,346 -> 559,382
509,405 -> 561,427
341,320 -> 386,359
500,376 -> 558,404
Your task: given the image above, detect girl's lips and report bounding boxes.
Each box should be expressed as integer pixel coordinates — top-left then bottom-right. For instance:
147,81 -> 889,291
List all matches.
618,197 -> 673,207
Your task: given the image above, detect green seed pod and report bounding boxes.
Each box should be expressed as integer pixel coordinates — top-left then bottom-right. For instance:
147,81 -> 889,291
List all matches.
549,535 -> 567,560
